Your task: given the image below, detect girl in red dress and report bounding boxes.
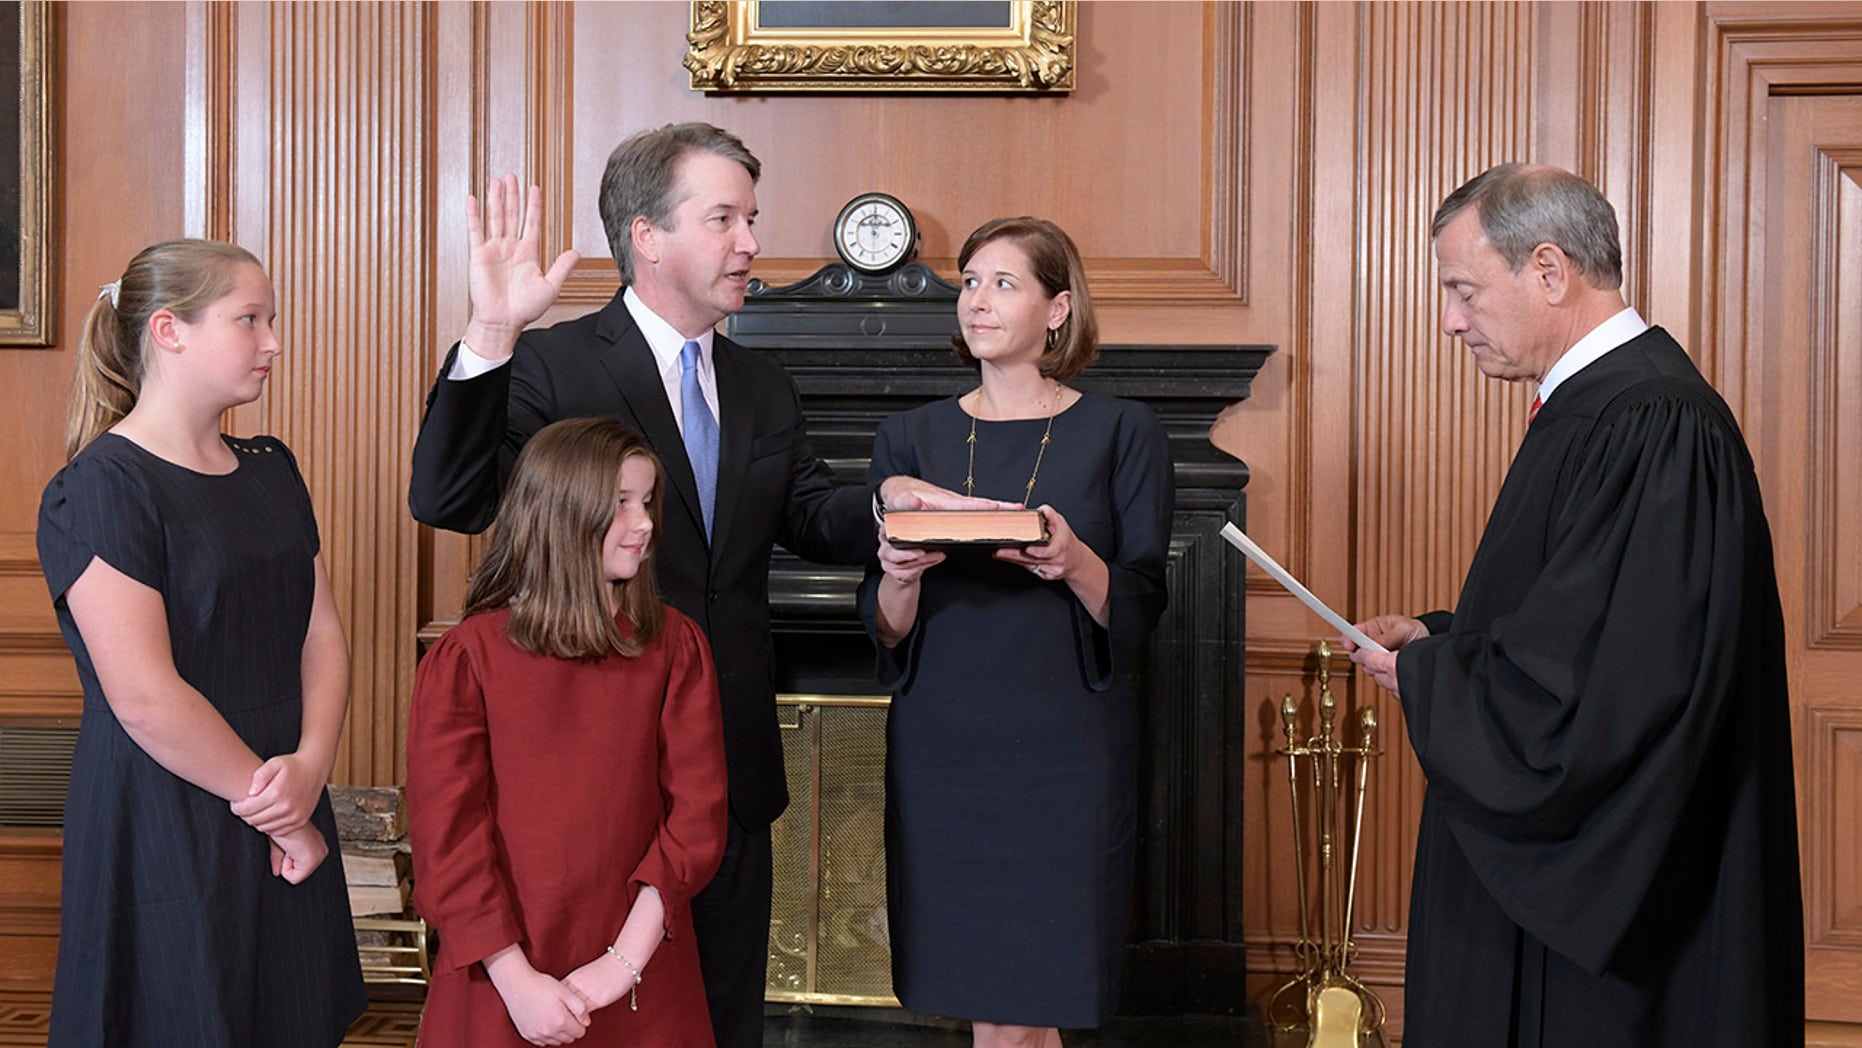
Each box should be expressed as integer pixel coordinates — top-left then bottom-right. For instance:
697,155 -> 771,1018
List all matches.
408,417 -> 728,1047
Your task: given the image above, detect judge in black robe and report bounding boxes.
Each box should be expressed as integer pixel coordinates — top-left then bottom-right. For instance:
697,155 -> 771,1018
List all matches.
1348,165 -> 1802,1046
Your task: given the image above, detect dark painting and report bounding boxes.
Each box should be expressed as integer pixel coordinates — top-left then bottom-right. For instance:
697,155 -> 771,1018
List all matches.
756,2 -> 1013,31
0,1 -> 20,313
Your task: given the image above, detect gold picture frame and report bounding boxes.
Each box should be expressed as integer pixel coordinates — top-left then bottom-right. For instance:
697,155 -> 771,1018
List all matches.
685,1 -> 1076,93
0,0 -> 54,347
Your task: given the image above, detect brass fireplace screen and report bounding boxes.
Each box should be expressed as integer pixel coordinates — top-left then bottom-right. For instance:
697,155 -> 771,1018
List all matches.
767,694 -> 898,1006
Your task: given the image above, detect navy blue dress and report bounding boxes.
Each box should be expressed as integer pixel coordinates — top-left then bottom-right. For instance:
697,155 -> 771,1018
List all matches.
858,392 -> 1173,1028
36,433 -> 365,1047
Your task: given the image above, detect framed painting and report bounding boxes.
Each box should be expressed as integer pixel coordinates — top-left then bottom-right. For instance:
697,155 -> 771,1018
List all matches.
0,0 -> 53,347
684,1 -> 1076,93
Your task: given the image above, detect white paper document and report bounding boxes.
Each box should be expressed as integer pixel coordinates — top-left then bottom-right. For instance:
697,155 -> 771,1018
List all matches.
1219,523 -> 1389,654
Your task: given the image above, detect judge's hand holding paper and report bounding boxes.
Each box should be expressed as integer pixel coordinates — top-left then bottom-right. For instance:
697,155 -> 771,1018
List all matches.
1217,524 -> 1389,659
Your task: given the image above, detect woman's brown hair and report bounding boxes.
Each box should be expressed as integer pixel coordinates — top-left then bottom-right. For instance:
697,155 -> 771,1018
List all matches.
462,417 -> 666,659
949,216 -> 1099,380
67,239 -> 264,460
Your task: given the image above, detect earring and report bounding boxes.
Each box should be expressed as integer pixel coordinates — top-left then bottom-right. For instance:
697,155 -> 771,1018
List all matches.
1045,326 -> 1060,352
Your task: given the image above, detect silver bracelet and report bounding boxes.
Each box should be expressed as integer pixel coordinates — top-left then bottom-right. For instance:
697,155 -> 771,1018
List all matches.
605,945 -> 642,1011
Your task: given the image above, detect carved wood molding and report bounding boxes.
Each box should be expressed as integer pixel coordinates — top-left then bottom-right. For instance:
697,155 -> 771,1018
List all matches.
1576,2 -> 1654,312
1805,704 -> 1862,947
1808,148 -> 1862,649
0,532 -> 36,575
183,0 -> 236,240
1282,2 -> 1318,577
1208,1 -> 1248,307
1703,10 -> 1862,418
528,1 -> 575,275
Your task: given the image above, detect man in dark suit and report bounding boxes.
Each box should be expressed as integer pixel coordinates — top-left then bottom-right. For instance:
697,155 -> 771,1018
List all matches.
409,123 -> 968,1047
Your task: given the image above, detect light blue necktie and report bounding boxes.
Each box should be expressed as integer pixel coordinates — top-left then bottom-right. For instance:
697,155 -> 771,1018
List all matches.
680,340 -> 720,536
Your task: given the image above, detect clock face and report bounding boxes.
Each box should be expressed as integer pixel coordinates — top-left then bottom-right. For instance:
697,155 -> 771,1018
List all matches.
834,193 -> 917,274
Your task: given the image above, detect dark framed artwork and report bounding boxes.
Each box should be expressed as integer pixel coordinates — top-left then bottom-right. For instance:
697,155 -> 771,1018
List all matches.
684,1 -> 1076,93
0,0 -> 53,347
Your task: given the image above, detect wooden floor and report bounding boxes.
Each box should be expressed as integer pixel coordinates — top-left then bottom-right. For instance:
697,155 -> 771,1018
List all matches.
0,991 -> 424,1047
0,989 -> 1272,1047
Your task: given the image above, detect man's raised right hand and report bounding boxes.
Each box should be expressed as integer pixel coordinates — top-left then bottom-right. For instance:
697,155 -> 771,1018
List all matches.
461,173 -> 581,362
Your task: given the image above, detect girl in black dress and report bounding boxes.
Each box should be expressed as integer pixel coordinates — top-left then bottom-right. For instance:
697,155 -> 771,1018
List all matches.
862,219 -> 1173,1048
35,240 -> 365,1046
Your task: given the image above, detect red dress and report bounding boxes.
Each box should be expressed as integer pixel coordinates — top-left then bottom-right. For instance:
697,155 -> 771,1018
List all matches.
407,605 -> 727,1047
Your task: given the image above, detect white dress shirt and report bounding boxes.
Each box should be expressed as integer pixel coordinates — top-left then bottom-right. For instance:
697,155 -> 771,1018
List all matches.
1535,306 -> 1650,406
448,287 -> 721,428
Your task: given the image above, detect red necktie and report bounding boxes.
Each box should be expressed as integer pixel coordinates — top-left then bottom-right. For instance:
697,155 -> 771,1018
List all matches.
1529,394 -> 1542,424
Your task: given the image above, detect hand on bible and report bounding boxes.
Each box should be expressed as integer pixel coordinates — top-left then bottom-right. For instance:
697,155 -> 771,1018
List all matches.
1344,614 -> 1428,696
462,173 -> 581,362
995,504 -> 1091,583
880,474 -> 1018,512
877,524 -> 947,584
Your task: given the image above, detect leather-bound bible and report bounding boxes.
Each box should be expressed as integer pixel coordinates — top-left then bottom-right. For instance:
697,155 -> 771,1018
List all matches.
882,509 -> 1049,548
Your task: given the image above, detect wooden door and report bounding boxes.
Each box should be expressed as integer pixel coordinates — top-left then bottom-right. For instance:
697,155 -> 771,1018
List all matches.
1752,91 -> 1862,1025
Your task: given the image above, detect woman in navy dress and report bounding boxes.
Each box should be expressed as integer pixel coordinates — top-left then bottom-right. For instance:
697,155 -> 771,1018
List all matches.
859,218 -> 1173,1047
35,240 -> 365,1046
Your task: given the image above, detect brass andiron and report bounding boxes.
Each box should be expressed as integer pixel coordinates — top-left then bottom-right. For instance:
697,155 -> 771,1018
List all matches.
1267,642 -> 1386,1046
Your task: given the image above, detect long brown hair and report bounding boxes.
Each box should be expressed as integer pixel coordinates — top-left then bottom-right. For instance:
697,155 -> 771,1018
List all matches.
67,239 -> 264,460
462,418 -> 666,659
949,217 -> 1099,380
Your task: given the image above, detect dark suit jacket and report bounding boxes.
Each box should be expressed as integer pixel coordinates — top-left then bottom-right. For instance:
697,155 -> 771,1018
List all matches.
409,290 -> 873,828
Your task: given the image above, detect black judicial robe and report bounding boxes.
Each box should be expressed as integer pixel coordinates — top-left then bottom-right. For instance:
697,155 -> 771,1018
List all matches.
1394,327 -> 1803,1046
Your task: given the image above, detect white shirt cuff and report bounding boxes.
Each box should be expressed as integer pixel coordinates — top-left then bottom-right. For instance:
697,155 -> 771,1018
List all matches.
446,340 -> 512,381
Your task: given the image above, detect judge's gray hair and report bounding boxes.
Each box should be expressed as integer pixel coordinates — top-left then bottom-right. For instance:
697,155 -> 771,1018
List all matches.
1431,164 -> 1623,290
598,122 -> 760,286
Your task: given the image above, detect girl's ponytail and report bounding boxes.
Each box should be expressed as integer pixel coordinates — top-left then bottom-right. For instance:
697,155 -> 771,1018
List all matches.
62,239 -> 262,460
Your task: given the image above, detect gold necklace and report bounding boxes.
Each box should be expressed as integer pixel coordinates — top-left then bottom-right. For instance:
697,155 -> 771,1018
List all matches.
964,383 -> 1060,504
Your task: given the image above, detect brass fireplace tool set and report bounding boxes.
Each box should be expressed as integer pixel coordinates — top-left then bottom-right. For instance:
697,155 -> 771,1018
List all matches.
1267,642 -> 1386,1046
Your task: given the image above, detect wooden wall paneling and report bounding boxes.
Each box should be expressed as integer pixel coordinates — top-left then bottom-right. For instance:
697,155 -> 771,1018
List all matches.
421,0 -> 584,636
544,2 -> 1228,309
184,1 -> 234,240
1638,1 -> 1709,349
425,2 -> 1269,638
0,0 -> 194,988
420,4 -> 479,640
1283,2 -> 1544,1036
1353,0 -> 1537,926
217,2 -> 435,787
1707,2 -> 1862,1030
1575,2 -> 1654,311
0,532 -> 73,722
1748,69 -> 1862,1022
1240,0 -> 1350,1011
0,831 -> 60,985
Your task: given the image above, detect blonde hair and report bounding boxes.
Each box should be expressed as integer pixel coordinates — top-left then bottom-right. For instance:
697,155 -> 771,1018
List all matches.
67,239 -> 264,460
462,418 -> 666,659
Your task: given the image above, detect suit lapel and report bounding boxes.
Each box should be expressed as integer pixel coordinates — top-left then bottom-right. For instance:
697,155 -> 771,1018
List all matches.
594,304 -> 708,543
709,335 -> 755,557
